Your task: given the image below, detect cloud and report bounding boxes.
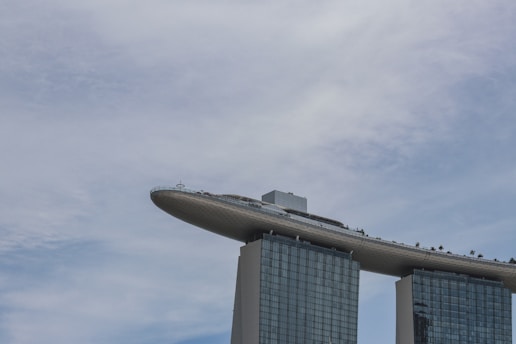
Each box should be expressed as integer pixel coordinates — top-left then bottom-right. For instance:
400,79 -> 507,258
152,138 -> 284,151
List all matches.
2,0 -> 516,342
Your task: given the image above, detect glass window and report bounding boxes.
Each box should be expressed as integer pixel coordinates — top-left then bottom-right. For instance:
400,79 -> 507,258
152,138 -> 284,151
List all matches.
411,269 -> 511,344
259,234 -> 359,344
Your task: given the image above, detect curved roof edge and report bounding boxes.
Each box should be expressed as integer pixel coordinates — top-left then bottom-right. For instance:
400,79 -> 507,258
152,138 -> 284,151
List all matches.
150,186 -> 516,293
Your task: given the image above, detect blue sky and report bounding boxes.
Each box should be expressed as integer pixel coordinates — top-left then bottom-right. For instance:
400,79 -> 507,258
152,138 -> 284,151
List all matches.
2,0 -> 516,343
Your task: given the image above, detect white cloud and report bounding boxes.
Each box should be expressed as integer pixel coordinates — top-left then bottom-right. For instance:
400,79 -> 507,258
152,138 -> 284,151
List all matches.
2,0 -> 516,342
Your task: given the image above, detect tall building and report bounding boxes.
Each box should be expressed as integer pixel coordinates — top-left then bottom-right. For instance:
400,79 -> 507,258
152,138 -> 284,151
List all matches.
397,269 -> 512,344
150,185 -> 516,343
231,234 -> 359,344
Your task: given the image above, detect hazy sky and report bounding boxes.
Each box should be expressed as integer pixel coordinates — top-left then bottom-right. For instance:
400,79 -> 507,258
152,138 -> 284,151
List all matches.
2,1 -> 516,343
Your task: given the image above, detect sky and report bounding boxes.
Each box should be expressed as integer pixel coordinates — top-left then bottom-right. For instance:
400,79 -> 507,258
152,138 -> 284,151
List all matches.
2,0 -> 516,343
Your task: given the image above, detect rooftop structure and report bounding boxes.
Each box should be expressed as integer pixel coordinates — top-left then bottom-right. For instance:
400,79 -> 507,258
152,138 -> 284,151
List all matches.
150,185 -> 516,292
261,190 -> 307,212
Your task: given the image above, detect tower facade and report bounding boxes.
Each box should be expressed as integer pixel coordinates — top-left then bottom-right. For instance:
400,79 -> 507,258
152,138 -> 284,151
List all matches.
396,269 -> 512,344
231,234 -> 360,344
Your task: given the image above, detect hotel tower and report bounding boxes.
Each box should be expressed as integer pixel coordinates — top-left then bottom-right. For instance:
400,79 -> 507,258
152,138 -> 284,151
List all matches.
151,185 -> 515,344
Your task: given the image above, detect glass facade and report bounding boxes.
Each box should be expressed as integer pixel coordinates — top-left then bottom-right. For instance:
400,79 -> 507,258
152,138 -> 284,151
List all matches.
411,269 -> 512,344
259,234 -> 360,344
